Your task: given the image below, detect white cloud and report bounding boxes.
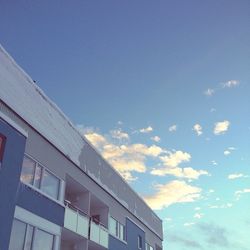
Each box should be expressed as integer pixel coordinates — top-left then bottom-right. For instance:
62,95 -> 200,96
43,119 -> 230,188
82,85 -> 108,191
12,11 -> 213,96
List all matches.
83,129 -> 164,182
195,207 -> 201,211
160,151 -> 191,168
184,222 -> 195,227
222,80 -> 240,88
110,129 -> 129,140
204,88 -> 215,96
235,189 -> 250,196
228,173 -> 249,180
169,124 -> 177,132
209,203 -> 233,209
144,180 -> 202,210
214,120 -> 230,135
194,213 -> 204,219
139,126 -> 153,133
193,124 -> 203,136
151,166 -> 209,179
151,150 -> 209,179
211,160 -> 218,166
151,136 -> 161,142
224,150 -> 231,156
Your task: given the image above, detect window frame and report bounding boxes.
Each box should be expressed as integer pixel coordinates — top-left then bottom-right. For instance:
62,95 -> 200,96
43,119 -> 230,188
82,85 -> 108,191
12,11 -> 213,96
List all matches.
20,154 -> 62,202
9,218 -> 55,250
109,216 -> 127,243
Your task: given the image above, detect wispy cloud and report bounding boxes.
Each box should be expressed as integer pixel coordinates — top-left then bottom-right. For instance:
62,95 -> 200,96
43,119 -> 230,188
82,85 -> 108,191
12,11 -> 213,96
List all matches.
144,180 -> 202,209
193,124 -> 203,136
222,80 -> 240,88
184,222 -> 196,227
204,80 -> 240,96
110,129 -> 129,140
194,213 -> 204,219
168,234 -> 203,249
169,124 -> 177,132
228,173 -> 249,180
224,146 -> 236,156
224,150 -> 231,156
197,223 -> 229,248
214,120 -> 230,135
204,88 -> 215,96
139,126 -> 153,133
151,135 -> 161,142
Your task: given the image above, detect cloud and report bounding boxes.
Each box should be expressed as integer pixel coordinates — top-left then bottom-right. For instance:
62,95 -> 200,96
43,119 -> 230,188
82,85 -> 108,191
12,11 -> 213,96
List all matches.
228,173 -> 248,180
184,222 -> 196,227
160,151 -> 191,168
197,223 -> 229,247
151,166 -> 209,179
151,151 -> 209,179
214,120 -> 230,135
194,213 -> 204,219
224,150 -> 231,156
204,88 -> 215,96
151,135 -> 161,142
143,180 -> 202,209
169,124 -> 177,132
110,129 -> 129,140
193,124 -> 203,136
139,126 -> 153,133
211,160 -> 218,166
235,188 -> 250,196
209,203 -> 233,209
81,127 -> 164,182
168,234 -> 203,249
222,80 -> 240,88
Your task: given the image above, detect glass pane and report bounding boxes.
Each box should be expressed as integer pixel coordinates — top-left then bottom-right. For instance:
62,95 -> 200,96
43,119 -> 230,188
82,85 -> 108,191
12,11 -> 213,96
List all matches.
9,219 -> 26,250
24,225 -> 34,250
33,229 -> 54,250
21,156 -> 36,185
109,217 -> 117,236
41,169 -> 59,199
119,224 -> 124,240
34,165 -> 42,188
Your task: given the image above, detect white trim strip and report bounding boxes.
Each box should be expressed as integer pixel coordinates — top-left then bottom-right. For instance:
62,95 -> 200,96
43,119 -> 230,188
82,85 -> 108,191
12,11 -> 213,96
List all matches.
14,206 -> 61,235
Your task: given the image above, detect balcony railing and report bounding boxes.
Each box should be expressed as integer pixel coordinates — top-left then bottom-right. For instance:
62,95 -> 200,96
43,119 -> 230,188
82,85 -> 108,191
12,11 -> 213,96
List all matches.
64,200 -> 89,238
64,200 -> 109,248
90,219 -> 109,248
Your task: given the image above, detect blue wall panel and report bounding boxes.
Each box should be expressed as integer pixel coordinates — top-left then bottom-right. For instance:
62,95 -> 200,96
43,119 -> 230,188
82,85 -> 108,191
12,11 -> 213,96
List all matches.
0,118 -> 26,250
16,183 -> 65,226
109,218 -> 146,250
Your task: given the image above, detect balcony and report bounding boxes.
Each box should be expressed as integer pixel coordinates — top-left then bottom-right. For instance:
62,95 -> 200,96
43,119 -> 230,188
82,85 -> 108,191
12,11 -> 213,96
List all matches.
64,200 -> 89,238
89,219 -> 109,248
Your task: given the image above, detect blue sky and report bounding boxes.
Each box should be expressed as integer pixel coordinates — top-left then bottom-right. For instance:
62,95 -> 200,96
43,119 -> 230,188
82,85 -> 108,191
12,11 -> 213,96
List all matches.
1,1 -> 250,249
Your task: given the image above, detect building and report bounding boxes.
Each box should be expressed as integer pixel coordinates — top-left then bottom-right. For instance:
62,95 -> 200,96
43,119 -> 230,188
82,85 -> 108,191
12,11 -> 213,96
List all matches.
0,44 -> 163,250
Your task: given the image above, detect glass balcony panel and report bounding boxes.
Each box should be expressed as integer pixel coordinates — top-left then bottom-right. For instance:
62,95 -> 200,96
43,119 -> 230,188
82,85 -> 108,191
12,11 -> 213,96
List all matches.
64,206 -> 77,232
90,221 -> 100,244
76,214 -> 89,238
100,226 -> 109,248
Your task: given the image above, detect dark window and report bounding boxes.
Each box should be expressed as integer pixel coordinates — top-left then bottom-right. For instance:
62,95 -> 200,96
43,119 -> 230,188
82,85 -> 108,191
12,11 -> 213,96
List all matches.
138,235 -> 143,249
0,134 -> 6,164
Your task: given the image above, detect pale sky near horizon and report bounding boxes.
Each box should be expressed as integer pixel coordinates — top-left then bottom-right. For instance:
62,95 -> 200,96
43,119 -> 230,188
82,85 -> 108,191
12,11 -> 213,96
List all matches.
1,1 -> 250,249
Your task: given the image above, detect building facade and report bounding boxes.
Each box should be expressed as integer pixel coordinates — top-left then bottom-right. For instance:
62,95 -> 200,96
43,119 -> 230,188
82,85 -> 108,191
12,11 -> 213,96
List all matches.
0,45 -> 163,250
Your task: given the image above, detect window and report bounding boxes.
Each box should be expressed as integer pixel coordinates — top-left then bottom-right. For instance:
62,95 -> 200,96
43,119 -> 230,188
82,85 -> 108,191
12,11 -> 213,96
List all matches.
41,169 -> 60,199
9,219 -> 26,250
9,219 -> 55,250
138,235 -> 143,249
33,228 -> 54,250
20,155 -> 60,200
109,217 -> 126,242
146,242 -> 154,250
0,133 -> 6,165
